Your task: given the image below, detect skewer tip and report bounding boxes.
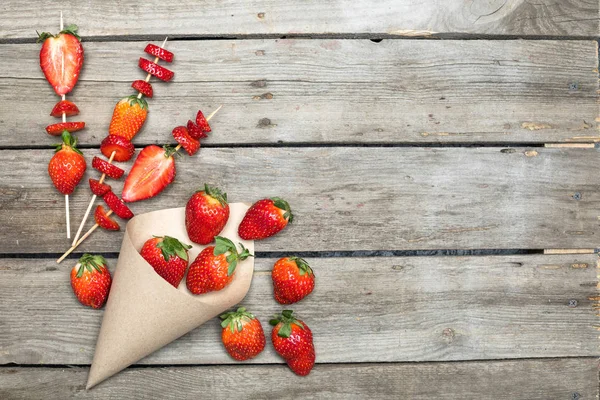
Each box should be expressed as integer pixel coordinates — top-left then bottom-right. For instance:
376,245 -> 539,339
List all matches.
161,37 -> 168,48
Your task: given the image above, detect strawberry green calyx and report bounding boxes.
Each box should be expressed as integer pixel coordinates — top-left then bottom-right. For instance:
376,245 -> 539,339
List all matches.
290,256 -> 313,276
125,95 -> 148,110
203,184 -> 228,206
36,24 -> 81,43
220,307 -> 255,333
272,197 -> 293,223
163,144 -> 179,158
269,310 -> 304,338
55,130 -> 83,155
76,254 -> 107,278
155,235 -> 192,261
213,236 -> 253,276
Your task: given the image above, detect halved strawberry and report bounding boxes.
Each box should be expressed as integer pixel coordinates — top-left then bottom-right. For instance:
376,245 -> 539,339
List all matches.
195,110 -> 211,133
89,178 -> 112,197
94,205 -> 120,231
45,122 -> 85,136
102,191 -> 134,219
92,156 -> 124,179
37,25 -> 84,96
131,80 -> 153,98
144,44 -> 174,63
100,135 -> 135,162
50,100 -> 79,117
139,58 -> 174,82
187,120 -> 208,140
122,145 -> 176,203
172,126 -> 200,156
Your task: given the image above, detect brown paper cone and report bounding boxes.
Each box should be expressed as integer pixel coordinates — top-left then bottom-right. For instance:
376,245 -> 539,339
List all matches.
86,203 -> 254,389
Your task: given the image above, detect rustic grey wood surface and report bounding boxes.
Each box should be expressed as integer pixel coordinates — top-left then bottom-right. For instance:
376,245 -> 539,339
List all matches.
1,40 -> 598,146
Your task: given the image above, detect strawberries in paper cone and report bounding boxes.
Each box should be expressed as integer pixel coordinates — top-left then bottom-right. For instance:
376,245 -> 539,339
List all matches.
86,203 -> 254,389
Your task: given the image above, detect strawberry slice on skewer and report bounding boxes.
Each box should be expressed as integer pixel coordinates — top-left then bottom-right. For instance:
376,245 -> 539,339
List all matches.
46,121 -> 85,135
139,58 -> 174,82
94,205 -> 120,231
102,192 -> 134,219
131,80 -> 153,98
92,157 -> 125,179
122,145 -> 176,203
50,100 -> 79,117
89,178 -> 112,197
144,43 -> 174,63
100,135 -> 135,162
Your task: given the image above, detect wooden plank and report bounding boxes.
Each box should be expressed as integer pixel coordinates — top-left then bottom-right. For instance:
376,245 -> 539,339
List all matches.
1,147 -> 600,253
1,0 -> 598,39
0,359 -> 597,399
1,40 -> 598,146
0,255 -> 596,365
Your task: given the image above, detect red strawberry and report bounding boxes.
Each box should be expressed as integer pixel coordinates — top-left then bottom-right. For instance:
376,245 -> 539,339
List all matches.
50,100 -> 79,117
70,254 -> 112,309
272,257 -> 315,304
185,184 -> 230,245
144,43 -> 174,63
45,121 -> 85,136
172,126 -> 200,156
94,205 -> 120,231
186,237 -> 253,295
38,25 -> 84,96
102,191 -> 134,219
139,58 -> 174,82
91,156 -> 124,179
220,307 -> 266,361
131,80 -> 153,98
108,95 -> 148,141
187,120 -> 208,140
100,135 -> 135,162
122,145 -> 176,202
195,110 -> 211,133
238,198 -> 293,240
270,310 -> 315,376
48,131 -> 86,195
140,236 -> 191,287
88,178 -> 111,197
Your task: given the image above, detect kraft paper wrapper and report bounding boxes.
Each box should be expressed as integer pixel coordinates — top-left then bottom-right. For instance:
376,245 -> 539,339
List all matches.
86,203 -> 254,389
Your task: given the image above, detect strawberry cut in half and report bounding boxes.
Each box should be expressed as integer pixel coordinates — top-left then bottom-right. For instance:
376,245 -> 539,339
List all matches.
144,43 -> 174,63
139,58 -> 174,82
37,24 -> 84,96
88,178 -> 112,197
102,191 -> 134,219
94,205 -> 120,231
195,110 -> 211,133
131,80 -> 153,98
172,126 -> 200,156
50,100 -> 79,117
187,120 -> 208,140
92,156 -> 124,179
100,135 -> 135,162
46,122 -> 85,136
122,145 -> 176,203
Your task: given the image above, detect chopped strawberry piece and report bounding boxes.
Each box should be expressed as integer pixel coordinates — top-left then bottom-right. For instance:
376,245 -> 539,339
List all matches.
50,100 -> 79,117
103,191 -> 134,219
172,126 -> 200,156
94,205 -> 120,231
138,58 -> 174,82
92,156 -> 124,179
195,110 -> 211,133
122,145 -> 176,202
100,135 -> 135,162
89,178 -> 112,197
187,120 -> 208,140
45,122 -> 85,136
144,43 -> 174,63
131,80 -> 153,98
38,26 -> 84,96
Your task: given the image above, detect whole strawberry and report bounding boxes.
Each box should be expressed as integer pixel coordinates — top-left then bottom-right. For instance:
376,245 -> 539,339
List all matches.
186,236 -> 252,295
140,236 -> 192,287
48,130 -> 87,195
185,184 -> 230,245
272,257 -> 315,304
109,95 -> 148,141
219,307 -> 266,361
270,310 -> 315,376
238,198 -> 293,240
70,254 -> 112,309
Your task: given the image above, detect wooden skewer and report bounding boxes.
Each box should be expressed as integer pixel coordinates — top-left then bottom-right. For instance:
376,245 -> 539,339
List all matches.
59,12 -> 72,239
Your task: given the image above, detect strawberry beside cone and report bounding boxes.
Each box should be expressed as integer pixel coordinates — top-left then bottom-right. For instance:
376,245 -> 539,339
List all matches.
70,254 -> 112,309
270,310 -> 316,376
220,307 -> 266,361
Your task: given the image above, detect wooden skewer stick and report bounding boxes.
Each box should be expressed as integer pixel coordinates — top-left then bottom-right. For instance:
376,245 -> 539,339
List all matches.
59,11 -> 72,239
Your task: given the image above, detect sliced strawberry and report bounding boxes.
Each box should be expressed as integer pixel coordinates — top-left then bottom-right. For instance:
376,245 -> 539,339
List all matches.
103,191 -> 134,219
50,100 -> 79,117
138,58 -> 174,82
94,205 -> 120,231
131,80 -> 153,98
45,122 -> 85,136
144,44 -> 174,63
38,25 -> 84,96
172,126 -> 200,156
92,156 -> 124,179
89,178 -> 112,197
195,110 -> 212,133
100,135 -> 135,162
122,145 -> 176,202
187,120 -> 208,140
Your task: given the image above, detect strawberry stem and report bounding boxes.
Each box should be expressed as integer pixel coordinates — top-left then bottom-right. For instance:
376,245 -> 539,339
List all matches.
269,310 -> 304,338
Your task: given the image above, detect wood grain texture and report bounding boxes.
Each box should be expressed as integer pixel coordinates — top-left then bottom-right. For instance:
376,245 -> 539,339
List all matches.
1,40 -> 598,146
0,255 -> 596,365
0,0 -> 598,39
1,147 -> 600,253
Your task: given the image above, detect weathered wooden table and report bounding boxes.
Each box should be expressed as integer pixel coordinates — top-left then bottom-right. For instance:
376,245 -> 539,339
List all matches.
1,1 -> 599,398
